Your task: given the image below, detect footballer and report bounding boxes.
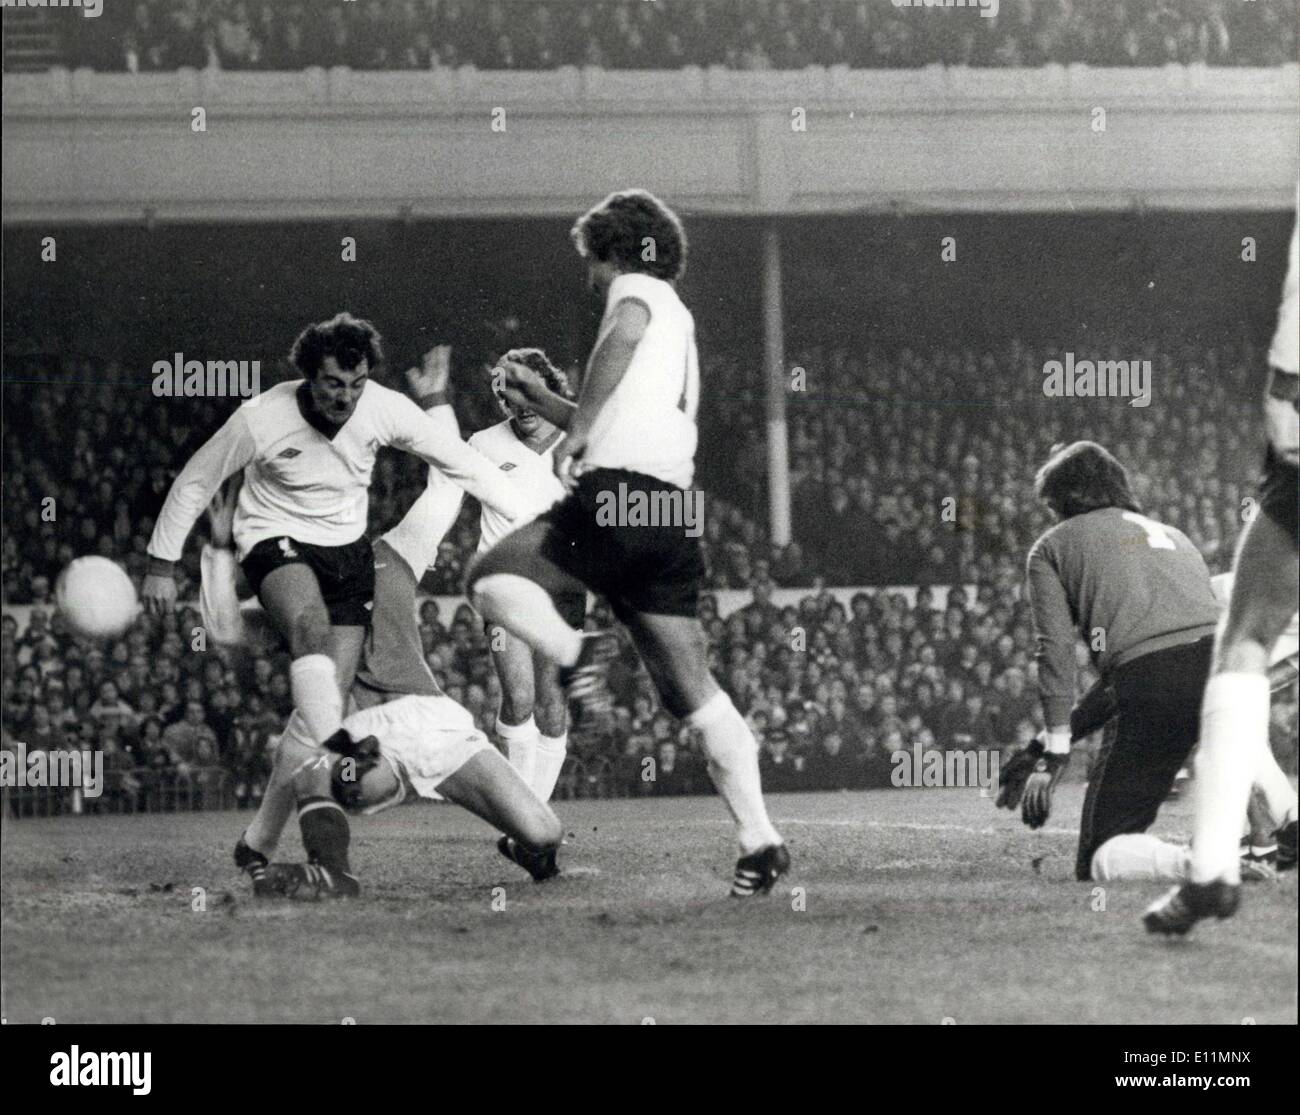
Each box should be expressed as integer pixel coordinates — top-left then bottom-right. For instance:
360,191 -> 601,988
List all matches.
142,314 -> 525,848
1000,441 -> 1223,884
196,405 -> 562,897
468,348 -> 584,804
1146,200 -> 1300,934
467,189 -> 789,897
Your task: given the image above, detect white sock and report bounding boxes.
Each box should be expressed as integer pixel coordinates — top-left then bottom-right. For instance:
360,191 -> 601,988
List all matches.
1190,672 -> 1270,885
473,574 -> 583,667
498,715 -> 540,789
1253,746 -> 1299,830
687,690 -> 782,855
533,732 -> 568,802
1091,833 -> 1190,882
289,654 -> 343,745
244,711 -> 315,858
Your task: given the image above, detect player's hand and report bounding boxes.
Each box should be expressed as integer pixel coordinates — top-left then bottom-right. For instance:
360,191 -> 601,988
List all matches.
1264,388 -> 1299,468
405,344 -> 452,400
553,429 -> 589,493
494,356 -> 547,407
204,475 -> 242,550
141,570 -> 178,616
1022,750 -> 1070,830
995,738 -> 1043,811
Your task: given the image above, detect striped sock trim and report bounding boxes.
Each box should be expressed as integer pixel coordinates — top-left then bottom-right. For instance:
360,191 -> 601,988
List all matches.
298,796 -> 346,819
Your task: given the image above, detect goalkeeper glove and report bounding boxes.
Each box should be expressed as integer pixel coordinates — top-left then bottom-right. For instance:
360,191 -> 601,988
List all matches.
995,738 -> 1044,812
1022,747 -> 1070,830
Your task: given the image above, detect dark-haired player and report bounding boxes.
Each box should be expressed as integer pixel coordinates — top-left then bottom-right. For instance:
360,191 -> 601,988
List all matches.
469,347 -> 583,802
1146,204 -> 1300,934
1000,441 -> 1223,883
198,463 -> 561,897
142,315 -> 524,864
467,190 -> 789,897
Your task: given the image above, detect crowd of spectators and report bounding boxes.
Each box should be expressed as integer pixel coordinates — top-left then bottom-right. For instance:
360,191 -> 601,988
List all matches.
704,337 -> 1265,590
3,334 -> 1296,810
39,0 -> 1300,75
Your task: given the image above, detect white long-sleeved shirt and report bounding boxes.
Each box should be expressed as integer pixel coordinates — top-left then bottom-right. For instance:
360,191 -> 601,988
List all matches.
148,379 -> 524,562
467,418 -> 565,553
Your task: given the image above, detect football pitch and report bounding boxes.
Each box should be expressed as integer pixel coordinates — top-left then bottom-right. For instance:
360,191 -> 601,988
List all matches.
2,786 -> 1295,1025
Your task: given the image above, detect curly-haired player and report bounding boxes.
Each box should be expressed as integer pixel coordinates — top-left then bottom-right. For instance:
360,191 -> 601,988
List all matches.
469,348 -> 584,802
467,190 -> 789,897
144,313 -> 524,783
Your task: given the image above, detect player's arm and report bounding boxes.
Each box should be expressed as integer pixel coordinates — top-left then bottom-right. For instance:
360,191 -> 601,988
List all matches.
384,389 -> 526,524
997,541 -> 1073,823
552,297 -> 650,488
198,476 -> 247,647
380,346 -> 467,578
497,361 -> 579,431
144,408 -> 257,614
1026,540 -> 1075,752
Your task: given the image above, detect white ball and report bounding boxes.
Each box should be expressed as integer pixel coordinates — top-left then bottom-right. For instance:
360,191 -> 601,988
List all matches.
56,556 -> 140,639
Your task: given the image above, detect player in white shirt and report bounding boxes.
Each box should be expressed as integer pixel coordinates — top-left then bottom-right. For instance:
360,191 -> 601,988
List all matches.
230,346 -> 476,883
468,348 -> 585,804
1147,203 -> 1300,934
195,368 -> 562,897
142,314 -> 524,796
467,190 -> 789,897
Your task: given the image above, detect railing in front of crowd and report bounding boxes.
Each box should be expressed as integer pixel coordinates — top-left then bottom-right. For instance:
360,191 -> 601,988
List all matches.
2,767 -> 238,818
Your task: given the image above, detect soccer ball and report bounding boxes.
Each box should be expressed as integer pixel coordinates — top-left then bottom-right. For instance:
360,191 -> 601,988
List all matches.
56,556 -> 140,639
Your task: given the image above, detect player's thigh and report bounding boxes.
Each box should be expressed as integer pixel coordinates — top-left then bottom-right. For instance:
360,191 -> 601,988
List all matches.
467,517 -> 580,602
258,563 -> 333,656
1217,510 -> 1300,672
439,749 -> 561,848
622,611 -> 719,720
489,626 -> 537,720
1075,713 -> 1184,879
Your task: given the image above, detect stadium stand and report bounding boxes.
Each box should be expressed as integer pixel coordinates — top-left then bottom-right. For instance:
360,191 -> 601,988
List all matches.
2,0 -> 1297,75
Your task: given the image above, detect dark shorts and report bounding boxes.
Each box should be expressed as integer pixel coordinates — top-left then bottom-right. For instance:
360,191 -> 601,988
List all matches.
1259,445 -> 1298,542
1075,635 -> 1213,880
470,468 -> 705,624
241,534 -> 375,628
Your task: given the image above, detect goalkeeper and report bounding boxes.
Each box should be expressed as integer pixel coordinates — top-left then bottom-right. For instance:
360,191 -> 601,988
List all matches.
994,442 -> 1289,883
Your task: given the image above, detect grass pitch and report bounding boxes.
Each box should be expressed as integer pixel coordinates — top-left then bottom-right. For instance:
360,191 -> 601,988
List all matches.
2,786 -> 1295,1024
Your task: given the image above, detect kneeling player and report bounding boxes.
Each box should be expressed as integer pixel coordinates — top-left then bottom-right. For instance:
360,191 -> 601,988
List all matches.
264,691 -> 563,898
999,442 -> 1222,883
469,348 -> 585,802
201,355 -> 560,894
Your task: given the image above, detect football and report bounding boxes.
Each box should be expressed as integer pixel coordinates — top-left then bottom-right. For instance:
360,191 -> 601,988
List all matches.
55,556 -> 140,639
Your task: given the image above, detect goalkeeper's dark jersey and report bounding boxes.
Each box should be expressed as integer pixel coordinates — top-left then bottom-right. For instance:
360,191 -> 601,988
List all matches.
1026,506 -> 1219,727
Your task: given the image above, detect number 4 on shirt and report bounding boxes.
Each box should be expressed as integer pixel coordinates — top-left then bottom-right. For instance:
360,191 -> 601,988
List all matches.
1122,511 -> 1176,550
